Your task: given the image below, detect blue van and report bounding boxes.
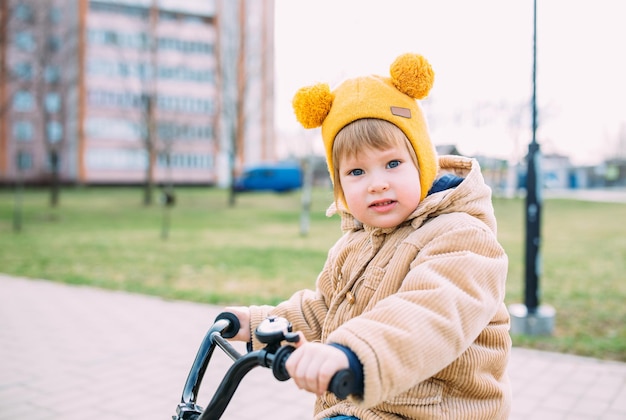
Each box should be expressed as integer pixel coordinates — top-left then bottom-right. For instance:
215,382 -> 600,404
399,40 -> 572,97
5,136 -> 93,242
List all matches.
234,164 -> 303,192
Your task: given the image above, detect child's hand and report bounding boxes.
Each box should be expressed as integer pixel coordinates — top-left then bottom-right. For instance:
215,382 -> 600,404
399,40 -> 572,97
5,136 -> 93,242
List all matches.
286,333 -> 350,396
223,306 -> 251,342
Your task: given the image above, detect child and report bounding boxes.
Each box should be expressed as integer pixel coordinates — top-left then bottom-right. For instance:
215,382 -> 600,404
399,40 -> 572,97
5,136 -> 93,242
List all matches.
226,53 -> 511,419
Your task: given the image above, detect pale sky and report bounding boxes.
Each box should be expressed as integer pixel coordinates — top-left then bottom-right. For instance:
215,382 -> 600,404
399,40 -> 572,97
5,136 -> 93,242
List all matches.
273,0 -> 626,165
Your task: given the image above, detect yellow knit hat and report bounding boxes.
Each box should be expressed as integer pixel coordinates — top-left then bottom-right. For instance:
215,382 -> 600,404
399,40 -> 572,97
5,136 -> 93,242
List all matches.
292,53 -> 437,200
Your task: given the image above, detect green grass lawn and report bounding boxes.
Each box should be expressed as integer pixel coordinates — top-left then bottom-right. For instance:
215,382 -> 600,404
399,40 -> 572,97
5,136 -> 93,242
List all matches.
1,186 -> 625,362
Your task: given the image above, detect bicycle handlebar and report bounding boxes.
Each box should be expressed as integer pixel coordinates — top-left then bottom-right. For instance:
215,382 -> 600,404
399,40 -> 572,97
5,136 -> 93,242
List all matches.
173,313 -> 362,420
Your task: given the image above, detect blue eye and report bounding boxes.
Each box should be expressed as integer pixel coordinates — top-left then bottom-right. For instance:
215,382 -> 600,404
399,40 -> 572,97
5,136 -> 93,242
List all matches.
349,168 -> 364,176
387,160 -> 400,169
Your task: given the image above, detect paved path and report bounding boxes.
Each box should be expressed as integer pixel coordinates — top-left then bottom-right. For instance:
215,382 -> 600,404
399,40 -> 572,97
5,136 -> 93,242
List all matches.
1,274 -> 625,420
543,188 -> 626,204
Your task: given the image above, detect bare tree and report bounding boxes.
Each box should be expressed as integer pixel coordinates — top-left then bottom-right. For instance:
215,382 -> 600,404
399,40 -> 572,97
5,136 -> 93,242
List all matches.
0,1 -> 77,232
141,0 -> 158,206
217,0 -> 274,207
36,3 -> 74,207
93,0 -> 159,206
37,3 -> 71,204
227,0 -> 246,207
213,0 -> 242,207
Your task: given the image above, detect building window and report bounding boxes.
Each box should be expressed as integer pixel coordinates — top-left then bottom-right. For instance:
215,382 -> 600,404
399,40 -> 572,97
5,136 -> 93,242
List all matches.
15,4 -> 34,22
16,151 -> 33,170
156,95 -> 214,114
87,89 -> 215,116
13,62 -> 33,80
15,31 -> 35,52
157,122 -> 213,141
13,121 -> 33,141
89,2 -> 149,19
104,30 -> 119,45
87,29 -> 149,50
13,91 -> 34,112
45,93 -> 61,113
45,65 -> 61,83
47,35 -> 61,52
46,121 -> 63,143
86,58 -> 213,84
158,37 -> 213,55
158,153 -> 214,169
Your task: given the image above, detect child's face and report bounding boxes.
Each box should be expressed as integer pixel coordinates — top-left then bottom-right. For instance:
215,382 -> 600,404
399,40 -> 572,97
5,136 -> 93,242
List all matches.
338,145 -> 421,228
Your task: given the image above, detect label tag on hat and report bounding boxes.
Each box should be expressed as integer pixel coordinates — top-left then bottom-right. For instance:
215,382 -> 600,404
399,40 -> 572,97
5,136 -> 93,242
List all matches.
390,106 -> 411,119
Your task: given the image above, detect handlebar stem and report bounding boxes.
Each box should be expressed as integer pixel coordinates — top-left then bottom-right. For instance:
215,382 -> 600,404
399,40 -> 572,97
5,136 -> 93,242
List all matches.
211,333 -> 243,362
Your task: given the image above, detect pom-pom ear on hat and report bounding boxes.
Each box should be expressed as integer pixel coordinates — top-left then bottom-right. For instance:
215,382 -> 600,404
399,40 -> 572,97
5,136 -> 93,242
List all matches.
390,53 -> 434,100
292,83 -> 334,129
292,53 -> 438,201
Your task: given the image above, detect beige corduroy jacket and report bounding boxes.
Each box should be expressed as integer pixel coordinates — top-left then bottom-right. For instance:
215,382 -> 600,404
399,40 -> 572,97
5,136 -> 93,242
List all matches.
249,156 -> 511,419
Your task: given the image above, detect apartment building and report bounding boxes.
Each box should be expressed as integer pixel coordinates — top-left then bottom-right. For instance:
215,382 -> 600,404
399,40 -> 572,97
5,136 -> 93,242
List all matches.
0,0 -> 275,185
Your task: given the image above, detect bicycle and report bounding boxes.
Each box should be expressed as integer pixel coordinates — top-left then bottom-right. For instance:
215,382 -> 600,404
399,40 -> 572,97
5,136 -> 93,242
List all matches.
172,312 -> 361,420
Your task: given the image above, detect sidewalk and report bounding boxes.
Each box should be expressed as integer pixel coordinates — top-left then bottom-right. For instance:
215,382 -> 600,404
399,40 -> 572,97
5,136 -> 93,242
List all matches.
543,187 -> 626,203
1,274 -> 625,419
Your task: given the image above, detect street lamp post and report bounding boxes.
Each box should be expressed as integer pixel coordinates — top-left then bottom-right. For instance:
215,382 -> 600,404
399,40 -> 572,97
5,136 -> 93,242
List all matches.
508,0 -> 555,336
525,0 -> 541,314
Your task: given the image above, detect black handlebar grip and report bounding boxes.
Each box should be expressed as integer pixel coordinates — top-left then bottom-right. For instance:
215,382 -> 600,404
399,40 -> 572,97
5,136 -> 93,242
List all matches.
329,369 -> 360,400
271,345 -> 295,382
214,312 -> 241,339
270,343 -> 362,399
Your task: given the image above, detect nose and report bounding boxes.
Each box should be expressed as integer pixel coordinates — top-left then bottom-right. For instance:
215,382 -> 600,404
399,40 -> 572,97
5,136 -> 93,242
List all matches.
368,178 -> 389,193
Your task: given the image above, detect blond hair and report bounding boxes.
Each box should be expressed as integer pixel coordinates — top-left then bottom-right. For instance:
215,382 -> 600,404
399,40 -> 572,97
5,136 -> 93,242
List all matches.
332,119 -> 419,206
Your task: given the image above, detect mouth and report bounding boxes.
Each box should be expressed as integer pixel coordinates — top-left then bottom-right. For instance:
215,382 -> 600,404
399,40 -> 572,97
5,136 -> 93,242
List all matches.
369,199 -> 396,211
370,200 -> 394,207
